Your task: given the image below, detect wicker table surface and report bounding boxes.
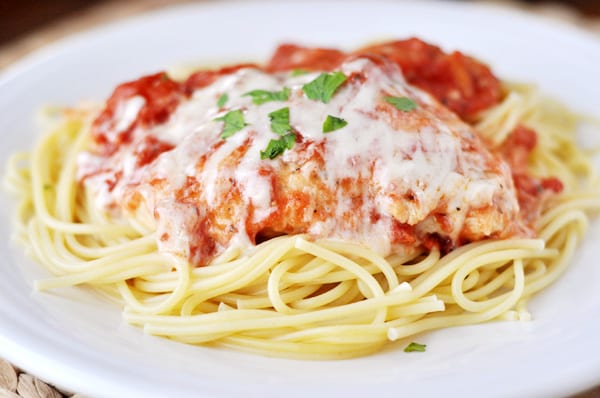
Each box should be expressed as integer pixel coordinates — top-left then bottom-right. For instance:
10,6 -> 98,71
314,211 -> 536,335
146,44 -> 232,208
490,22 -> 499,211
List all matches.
0,1 -> 599,397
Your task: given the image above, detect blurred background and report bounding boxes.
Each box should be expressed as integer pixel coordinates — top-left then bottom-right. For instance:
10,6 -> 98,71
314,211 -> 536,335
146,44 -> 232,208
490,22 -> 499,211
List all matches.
0,0 -> 596,43
1,0 -> 600,48
1,0 -> 600,63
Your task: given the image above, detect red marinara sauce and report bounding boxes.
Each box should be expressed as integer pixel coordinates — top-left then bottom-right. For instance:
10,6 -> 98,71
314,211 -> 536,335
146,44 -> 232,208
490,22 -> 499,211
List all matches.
91,73 -> 185,157
498,125 -> 563,227
267,38 -> 503,121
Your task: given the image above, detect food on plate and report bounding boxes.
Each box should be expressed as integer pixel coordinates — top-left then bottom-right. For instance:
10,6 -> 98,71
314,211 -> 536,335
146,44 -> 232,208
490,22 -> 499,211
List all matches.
4,38 -> 599,359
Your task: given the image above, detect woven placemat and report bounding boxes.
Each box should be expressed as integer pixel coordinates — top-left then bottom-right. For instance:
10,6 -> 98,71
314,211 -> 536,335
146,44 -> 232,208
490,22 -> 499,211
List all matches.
0,358 -> 83,398
1,1 -> 599,397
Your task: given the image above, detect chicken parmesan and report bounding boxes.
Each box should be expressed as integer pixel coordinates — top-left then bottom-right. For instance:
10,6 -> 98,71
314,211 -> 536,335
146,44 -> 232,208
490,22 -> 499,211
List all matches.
6,38 -> 598,359
77,40 -> 553,267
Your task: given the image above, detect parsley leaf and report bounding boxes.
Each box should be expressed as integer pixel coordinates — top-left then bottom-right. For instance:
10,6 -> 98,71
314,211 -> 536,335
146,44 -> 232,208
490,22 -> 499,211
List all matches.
291,68 -> 309,77
217,93 -> 228,108
404,342 -> 426,352
243,87 -> 290,105
214,109 -> 247,139
302,72 -> 347,103
385,96 -> 418,112
268,107 -> 292,135
260,133 -> 296,160
322,115 -> 348,133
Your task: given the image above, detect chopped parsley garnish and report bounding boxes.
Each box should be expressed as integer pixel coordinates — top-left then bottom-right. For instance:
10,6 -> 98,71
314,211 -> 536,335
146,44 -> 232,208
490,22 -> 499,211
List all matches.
214,109 -> 247,139
260,133 -> 296,160
302,72 -> 347,103
261,107 -> 295,159
404,342 -> 426,352
291,68 -> 309,77
217,93 -> 228,108
322,115 -> 347,133
243,87 -> 290,105
268,107 -> 292,135
385,96 -> 418,112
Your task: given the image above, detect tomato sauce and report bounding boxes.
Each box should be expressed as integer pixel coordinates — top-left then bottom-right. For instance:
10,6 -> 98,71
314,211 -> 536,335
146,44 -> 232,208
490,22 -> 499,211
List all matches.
267,38 -> 502,121
498,125 -> 563,226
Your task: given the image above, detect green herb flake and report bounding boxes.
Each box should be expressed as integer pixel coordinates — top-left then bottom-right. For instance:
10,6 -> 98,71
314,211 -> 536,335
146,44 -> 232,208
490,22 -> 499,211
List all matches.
404,342 -> 426,353
214,109 -> 247,139
243,87 -> 290,105
291,69 -> 309,77
268,107 -> 292,135
43,184 -> 53,191
260,133 -> 296,160
322,115 -> 348,133
385,96 -> 418,112
302,72 -> 347,103
217,93 -> 229,108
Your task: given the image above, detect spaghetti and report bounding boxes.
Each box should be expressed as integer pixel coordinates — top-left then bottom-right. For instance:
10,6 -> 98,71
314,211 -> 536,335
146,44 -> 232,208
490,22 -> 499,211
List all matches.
3,39 -> 599,359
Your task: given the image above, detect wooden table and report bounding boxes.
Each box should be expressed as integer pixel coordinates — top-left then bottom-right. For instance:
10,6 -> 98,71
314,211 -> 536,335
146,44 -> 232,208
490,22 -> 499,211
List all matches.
0,1 -> 599,397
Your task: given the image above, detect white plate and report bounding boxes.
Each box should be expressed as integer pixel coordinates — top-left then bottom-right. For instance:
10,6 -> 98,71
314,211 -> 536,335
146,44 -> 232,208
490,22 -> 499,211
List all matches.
1,2 -> 599,397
